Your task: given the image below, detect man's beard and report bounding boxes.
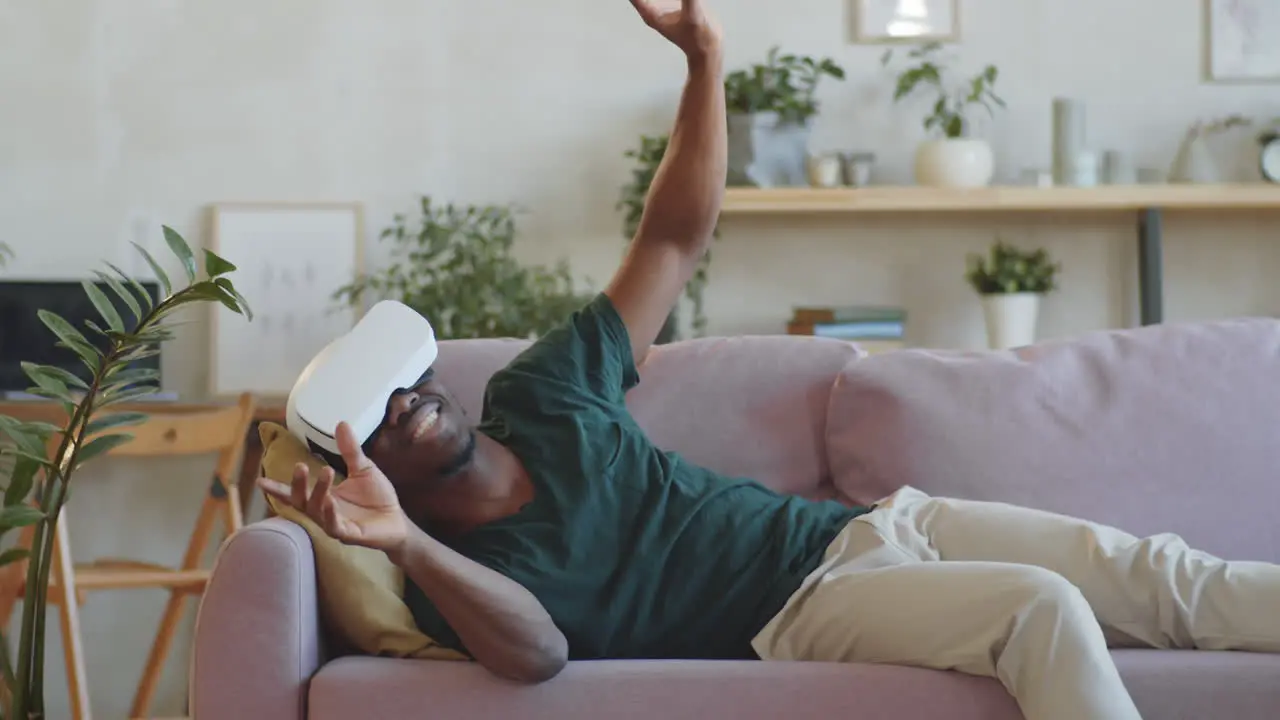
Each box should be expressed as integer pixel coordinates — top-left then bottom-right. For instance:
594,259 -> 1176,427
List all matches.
436,429 -> 477,479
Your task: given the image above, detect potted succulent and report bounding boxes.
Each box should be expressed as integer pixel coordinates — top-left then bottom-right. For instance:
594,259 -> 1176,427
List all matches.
724,46 -> 846,188
333,196 -> 590,339
617,133 -> 719,340
881,42 -> 1005,188
0,229 -> 250,718
965,240 -> 1060,350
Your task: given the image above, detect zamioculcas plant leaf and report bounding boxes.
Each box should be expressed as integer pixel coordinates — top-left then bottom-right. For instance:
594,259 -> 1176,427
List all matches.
0,227 -> 250,719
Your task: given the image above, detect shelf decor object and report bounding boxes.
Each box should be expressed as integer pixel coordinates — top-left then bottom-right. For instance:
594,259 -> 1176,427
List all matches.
724,47 -> 846,188
853,0 -> 959,44
1207,0 -> 1280,82
965,241 -> 1060,350
1052,97 -> 1087,185
719,184 -> 1280,328
882,43 -> 1003,188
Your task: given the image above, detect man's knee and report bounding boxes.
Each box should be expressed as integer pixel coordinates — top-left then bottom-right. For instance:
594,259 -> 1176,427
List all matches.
1005,565 -> 1093,622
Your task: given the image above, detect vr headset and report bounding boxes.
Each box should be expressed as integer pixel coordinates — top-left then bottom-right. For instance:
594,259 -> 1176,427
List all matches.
286,300 -> 439,469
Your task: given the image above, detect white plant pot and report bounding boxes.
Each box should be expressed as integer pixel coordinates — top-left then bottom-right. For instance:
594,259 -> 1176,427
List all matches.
915,139 -> 995,188
981,293 -> 1041,350
727,112 -> 812,188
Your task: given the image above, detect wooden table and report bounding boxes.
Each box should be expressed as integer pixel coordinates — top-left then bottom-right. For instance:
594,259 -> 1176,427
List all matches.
0,399 -> 285,521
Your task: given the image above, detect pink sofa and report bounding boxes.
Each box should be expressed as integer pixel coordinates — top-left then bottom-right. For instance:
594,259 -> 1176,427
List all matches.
192,318 -> 1280,719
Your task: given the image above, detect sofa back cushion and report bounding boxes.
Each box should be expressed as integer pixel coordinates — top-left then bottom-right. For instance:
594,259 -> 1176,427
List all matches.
825,318 -> 1280,562
435,334 -> 859,499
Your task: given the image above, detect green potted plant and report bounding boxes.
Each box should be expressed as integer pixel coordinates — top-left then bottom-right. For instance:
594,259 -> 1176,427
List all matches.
881,42 -> 1005,188
0,229 -> 250,718
333,196 -> 590,339
965,240 -> 1059,349
617,134 -> 719,340
724,46 -> 845,187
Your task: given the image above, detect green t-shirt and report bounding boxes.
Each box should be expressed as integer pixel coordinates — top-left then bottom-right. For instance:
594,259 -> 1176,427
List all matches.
405,294 -> 869,660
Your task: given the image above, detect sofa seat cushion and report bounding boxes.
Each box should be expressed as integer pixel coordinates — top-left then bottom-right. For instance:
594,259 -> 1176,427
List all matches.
308,657 -> 1020,720
1112,649 -> 1280,719
308,652 -> 1280,719
825,318 -> 1280,562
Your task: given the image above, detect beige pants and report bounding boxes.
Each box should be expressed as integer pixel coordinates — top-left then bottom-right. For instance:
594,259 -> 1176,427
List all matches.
751,486 -> 1280,720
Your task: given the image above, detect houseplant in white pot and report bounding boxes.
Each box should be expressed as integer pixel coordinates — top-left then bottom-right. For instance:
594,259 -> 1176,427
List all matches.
724,46 -> 845,187
965,240 -> 1060,350
882,42 -> 1005,188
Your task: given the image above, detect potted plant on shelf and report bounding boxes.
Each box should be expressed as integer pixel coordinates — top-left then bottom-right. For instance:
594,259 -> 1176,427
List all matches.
618,133 -> 719,340
965,240 -> 1059,350
333,196 -> 590,339
881,42 -> 1005,188
724,46 -> 846,188
0,229 -> 250,718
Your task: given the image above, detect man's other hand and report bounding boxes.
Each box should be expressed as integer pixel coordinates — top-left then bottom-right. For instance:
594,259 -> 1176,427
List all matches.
629,0 -> 722,59
258,421 -> 411,555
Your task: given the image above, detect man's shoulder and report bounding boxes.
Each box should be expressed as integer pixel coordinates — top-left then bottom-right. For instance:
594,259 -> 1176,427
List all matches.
480,293 -> 638,414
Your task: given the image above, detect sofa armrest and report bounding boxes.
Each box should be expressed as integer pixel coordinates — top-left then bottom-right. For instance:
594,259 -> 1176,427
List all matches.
191,518 -> 323,720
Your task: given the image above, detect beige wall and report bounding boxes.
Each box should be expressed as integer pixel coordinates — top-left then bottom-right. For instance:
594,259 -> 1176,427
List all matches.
4,0 -> 1279,716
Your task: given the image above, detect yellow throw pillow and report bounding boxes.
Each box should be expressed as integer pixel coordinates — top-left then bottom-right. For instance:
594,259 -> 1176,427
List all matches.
256,422 -> 468,661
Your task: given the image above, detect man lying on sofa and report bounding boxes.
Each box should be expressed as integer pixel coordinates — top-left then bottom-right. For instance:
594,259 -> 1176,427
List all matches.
259,2 -> 1280,719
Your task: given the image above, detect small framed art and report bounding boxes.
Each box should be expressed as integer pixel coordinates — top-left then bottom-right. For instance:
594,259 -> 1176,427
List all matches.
853,0 -> 959,44
1206,0 -> 1280,82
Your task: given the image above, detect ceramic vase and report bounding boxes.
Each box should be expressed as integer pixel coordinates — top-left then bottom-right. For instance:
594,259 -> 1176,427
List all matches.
727,112 -> 812,188
914,139 -> 995,188
1167,134 -> 1219,184
981,292 -> 1041,350
1052,98 -> 1087,186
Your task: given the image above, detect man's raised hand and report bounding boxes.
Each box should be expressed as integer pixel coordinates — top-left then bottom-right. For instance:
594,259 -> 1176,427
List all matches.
629,0 -> 721,59
258,421 -> 411,554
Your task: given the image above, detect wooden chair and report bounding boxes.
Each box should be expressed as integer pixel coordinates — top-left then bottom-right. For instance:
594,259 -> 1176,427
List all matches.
0,393 -> 257,720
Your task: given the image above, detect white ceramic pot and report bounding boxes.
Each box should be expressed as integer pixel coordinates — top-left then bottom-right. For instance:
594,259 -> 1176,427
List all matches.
728,112 -> 812,188
981,292 -> 1041,350
915,139 -> 995,188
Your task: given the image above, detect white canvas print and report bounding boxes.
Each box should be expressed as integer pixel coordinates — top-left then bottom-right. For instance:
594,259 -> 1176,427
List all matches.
1208,0 -> 1280,81
208,203 -> 362,399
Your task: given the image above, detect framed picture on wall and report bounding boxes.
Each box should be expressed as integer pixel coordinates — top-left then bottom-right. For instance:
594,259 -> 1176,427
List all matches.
1206,0 -> 1280,82
206,202 -> 365,400
853,0 -> 959,44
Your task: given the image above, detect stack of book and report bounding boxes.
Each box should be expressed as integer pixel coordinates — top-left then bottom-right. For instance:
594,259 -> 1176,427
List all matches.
786,305 -> 906,355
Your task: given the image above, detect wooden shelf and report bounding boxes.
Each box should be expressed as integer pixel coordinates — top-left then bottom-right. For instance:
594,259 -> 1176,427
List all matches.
720,184 -> 1280,214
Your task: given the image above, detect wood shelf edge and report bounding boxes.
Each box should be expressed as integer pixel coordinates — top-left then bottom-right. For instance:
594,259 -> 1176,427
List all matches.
720,183 -> 1280,214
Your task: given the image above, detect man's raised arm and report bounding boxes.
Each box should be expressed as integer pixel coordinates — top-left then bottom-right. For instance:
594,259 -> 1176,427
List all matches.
607,0 -> 726,365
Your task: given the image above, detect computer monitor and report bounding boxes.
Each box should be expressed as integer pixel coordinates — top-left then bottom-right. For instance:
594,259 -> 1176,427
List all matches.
0,280 -> 163,395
